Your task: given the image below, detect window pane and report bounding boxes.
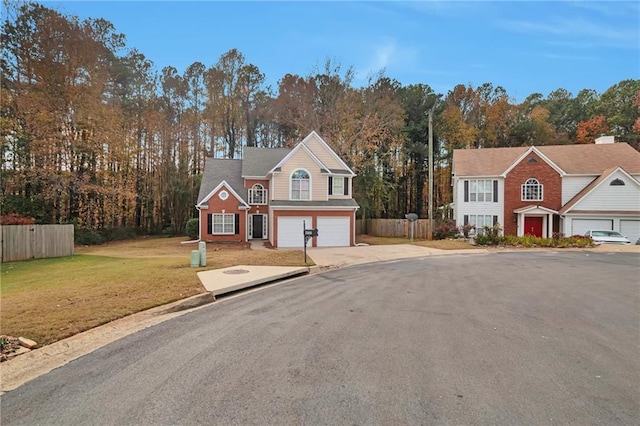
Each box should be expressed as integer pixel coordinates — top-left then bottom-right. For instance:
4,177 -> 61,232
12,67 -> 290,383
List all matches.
478,193 -> 484,202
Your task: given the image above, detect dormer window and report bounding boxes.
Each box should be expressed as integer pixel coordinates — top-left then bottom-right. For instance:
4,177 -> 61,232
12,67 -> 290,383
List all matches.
522,178 -> 543,201
249,184 -> 267,204
291,169 -> 310,200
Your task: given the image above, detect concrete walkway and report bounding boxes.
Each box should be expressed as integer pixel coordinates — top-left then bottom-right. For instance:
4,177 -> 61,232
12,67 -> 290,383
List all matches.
198,265 -> 309,296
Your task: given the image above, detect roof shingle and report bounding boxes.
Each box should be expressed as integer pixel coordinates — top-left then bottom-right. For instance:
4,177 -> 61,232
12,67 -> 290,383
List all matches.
197,158 -> 246,204
453,143 -> 640,177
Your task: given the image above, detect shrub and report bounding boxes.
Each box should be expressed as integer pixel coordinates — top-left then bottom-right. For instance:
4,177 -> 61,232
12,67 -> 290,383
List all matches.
474,232 -> 595,248
475,224 -> 503,245
75,228 -> 106,245
99,227 -> 137,242
460,224 -> 475,238
185,218 -> 199,239
0,213 -> 36,225
433,219 -> 458,240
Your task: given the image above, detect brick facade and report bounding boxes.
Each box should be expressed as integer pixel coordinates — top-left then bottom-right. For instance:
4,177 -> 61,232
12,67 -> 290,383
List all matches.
199,186 -> 246,242
503,153 -> 562,235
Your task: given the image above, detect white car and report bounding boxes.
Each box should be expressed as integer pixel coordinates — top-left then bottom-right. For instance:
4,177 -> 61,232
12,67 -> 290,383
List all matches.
584,230 -> 631,245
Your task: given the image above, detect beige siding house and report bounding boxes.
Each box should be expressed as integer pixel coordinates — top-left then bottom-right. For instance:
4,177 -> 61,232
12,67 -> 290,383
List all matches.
197,131 -> 359,248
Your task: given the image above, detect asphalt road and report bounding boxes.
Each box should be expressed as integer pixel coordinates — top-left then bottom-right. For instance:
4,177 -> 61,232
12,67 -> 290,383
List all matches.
2,251 -> 639,425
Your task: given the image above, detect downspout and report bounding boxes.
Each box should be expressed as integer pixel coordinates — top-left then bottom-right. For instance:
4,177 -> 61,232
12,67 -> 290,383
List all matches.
195,204 -> 201,241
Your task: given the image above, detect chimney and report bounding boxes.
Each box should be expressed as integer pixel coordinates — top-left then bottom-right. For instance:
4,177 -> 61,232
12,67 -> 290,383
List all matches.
595,135 -> 615,144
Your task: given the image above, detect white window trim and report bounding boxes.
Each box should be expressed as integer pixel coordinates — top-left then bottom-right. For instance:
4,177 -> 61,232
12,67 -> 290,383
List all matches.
521,178 -> 543,201
290,168 -> 312,201
332,177 -> 344,195
249,184 -> 268,205
212,213 -> 235,235
248,214 -> 269,239
467,179 -> 494,202
467,215 -> 495,235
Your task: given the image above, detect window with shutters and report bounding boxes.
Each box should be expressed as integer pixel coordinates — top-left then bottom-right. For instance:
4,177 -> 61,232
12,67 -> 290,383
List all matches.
212,214 -> 235,234
464,179 -> 497,202
331,177 -> 344,195
464,214 -> 498,236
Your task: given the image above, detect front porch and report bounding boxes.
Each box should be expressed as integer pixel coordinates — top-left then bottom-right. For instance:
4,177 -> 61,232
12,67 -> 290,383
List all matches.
514,205 -> 559,238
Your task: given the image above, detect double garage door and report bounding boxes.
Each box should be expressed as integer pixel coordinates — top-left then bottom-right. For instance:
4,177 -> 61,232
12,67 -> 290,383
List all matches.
571,218 -> 640,243
277,216 -> 350,248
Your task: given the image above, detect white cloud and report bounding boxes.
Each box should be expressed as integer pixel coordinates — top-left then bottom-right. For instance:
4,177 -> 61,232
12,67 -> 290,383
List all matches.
355,39 -> 419,83
497,15 -> 638,49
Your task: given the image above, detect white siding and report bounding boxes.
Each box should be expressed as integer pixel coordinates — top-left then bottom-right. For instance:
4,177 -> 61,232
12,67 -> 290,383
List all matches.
562,176 -> 596,205
571,172 -> 640,211
454,177 -> 504,228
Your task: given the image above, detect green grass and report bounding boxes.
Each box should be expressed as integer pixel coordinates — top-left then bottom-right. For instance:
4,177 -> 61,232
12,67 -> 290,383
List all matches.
0,255 -> 205,345
0,237 -> 309,346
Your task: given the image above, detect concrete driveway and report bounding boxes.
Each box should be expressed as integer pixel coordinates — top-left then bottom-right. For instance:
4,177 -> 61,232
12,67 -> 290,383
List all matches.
307,244 -> 488,268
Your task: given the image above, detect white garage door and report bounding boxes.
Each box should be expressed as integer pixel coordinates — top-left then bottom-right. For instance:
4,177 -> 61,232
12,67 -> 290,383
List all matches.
277,216 -> 312,248
571,219 -> 613,236
620,220 -> 640,244
317,217 -> 350,247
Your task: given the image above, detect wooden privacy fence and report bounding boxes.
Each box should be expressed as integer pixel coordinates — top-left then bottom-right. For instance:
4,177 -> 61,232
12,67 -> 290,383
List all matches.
356,219 -> 431,239
1,225 -> 74,262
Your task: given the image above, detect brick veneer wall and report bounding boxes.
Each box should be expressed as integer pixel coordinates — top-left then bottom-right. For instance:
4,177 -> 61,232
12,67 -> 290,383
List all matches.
503,153 -> 562,235
199,187 -> 246,242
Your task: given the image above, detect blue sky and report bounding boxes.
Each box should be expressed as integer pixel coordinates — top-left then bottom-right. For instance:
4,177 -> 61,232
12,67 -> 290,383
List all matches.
47,1 -> 639,102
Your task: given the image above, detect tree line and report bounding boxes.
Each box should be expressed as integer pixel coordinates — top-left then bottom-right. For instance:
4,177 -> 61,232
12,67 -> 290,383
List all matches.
2,3 -> 639,236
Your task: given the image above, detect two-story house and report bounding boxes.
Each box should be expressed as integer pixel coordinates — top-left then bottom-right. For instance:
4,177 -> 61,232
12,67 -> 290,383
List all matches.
452,136 -> 640,242
196,131 -> 359,248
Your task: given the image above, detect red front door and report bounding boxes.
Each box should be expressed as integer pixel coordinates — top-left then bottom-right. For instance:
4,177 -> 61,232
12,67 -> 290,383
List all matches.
524,216 -> 543,237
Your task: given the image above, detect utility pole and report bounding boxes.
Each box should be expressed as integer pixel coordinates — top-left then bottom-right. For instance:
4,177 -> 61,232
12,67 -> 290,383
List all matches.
428,106 -> 434,240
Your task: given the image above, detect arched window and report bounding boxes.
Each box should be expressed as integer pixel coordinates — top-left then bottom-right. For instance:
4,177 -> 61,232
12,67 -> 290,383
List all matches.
249,183 -> 267,204
291,169 -> 310,200
521,178 -> 543,201
610,178 -> 625,186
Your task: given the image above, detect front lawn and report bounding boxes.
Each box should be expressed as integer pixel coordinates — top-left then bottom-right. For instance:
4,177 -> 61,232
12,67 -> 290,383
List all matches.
0,237 -> 307,346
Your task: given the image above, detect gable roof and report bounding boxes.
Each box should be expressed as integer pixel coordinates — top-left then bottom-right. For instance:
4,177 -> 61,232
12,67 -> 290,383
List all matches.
301,131 -> 356,176
453,143 -> 640,177
242,147 -> 291,177
197,158 -> 246,205
559,167 -> 640,215
537,143 -> 640,174
453,146 -> 528,176
269,131 -> 356,176
501,146 -> 565,177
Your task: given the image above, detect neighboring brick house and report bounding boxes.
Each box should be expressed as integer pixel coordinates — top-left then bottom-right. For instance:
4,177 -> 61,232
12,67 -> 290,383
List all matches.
452,136 -> 640,242
196,131 -> 359,248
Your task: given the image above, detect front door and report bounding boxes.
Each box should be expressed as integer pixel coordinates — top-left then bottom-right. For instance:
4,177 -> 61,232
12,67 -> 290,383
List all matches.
524,216 -> 543,237
252,215 -> 263,239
